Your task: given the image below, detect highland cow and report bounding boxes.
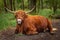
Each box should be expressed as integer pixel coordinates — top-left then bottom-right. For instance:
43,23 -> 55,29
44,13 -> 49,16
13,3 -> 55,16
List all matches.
5,7 -> 57,35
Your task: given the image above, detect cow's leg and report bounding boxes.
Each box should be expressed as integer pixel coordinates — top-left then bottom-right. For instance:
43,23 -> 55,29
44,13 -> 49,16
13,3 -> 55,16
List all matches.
26,26 -> 38,35
19,26 -> 23,34
47,19 -> 54,34
15,25 -> 20,34
15,27 -> 19,34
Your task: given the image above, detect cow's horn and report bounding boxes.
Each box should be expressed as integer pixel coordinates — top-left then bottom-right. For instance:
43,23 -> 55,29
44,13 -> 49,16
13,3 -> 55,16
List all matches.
25,6 -> 35,13
5,7 -> 15,13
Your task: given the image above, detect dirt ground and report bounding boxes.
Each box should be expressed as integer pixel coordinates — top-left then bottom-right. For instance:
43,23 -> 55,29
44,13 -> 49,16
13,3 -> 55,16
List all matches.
0,19 -> 60,40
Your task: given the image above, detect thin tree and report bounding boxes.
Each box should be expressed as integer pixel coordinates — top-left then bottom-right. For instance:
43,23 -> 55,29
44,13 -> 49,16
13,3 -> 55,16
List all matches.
9,0 -> 13,10
40,0 -> 43,9
3,0 -> 7,11
52,0 -> 57,14
13,0 -> 16,11
21,0 -> 24,10
38,0 -> 40,13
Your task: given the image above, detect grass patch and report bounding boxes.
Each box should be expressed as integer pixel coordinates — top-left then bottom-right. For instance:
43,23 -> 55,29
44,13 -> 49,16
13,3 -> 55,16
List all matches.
0,12 -> 16,30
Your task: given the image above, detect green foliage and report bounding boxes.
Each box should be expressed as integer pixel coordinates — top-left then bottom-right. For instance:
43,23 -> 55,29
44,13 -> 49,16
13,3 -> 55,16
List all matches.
38,9 -> 53,18
0,12 -> 16,30
56,9 -> 60,15
17,0 -> 21,4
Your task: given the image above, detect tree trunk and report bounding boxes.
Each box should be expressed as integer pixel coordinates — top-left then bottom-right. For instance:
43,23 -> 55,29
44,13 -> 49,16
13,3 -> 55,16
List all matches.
34,0 -> 36,13
28,0 -> 30,9
21,0 -> 24,10
13,0 -> 16,11
40,0 -> 43,9
3,0 -> 7,11
38,0 -> 40,13
53,0 -> 57,14
28,0 -> 32,9
9,0 -> 13,11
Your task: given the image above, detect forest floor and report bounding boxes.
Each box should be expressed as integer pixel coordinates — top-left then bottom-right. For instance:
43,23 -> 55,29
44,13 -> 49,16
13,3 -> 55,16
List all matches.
0,19 -> 60,40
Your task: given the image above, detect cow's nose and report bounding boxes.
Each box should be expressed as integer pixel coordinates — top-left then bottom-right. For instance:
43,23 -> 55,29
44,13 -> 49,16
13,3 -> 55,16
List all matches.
17,19 -> 22,24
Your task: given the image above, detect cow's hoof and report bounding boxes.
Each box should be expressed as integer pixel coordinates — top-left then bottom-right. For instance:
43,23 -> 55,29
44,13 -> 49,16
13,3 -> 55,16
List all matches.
50,32 -> 55,35
15,30 -> 18,34
34,32 -> 38,34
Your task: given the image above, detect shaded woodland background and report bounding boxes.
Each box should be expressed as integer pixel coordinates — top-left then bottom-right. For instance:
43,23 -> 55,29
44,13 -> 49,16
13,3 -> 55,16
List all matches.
0,0 -> 60,30
2,0 -> 60,13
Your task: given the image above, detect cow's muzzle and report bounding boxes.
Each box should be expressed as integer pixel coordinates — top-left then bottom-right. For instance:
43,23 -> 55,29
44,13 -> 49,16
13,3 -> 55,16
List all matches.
17,19 -> 22,24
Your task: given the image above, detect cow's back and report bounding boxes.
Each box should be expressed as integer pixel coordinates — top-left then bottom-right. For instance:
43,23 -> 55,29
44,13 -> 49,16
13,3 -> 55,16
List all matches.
21,15 -> 53,34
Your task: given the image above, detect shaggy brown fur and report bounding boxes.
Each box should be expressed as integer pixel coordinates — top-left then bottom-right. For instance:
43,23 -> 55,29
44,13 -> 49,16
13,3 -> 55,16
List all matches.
15,10 -> 53,35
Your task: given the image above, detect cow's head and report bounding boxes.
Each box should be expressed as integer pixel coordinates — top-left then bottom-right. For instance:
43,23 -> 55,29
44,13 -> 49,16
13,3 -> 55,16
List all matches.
15,10 -> 28,24
5,6 -> 35,25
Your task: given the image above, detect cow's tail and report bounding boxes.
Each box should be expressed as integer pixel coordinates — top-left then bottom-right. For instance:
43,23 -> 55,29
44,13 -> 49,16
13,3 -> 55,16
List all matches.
47,19 -> 57,34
